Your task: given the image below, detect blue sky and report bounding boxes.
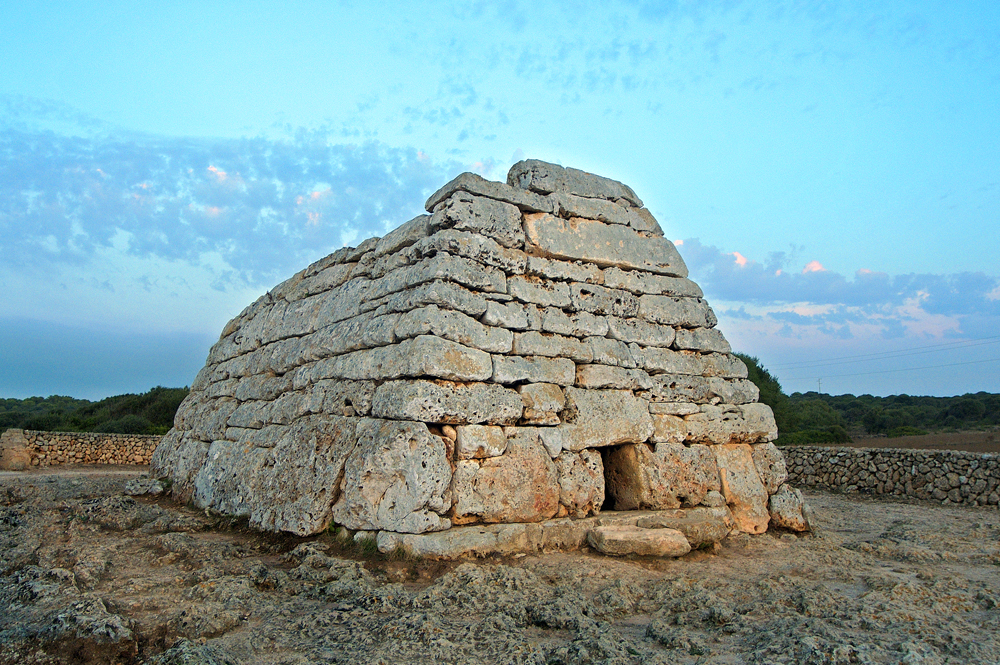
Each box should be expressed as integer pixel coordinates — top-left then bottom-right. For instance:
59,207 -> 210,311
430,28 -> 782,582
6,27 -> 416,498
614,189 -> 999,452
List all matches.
1,0 -> 998,399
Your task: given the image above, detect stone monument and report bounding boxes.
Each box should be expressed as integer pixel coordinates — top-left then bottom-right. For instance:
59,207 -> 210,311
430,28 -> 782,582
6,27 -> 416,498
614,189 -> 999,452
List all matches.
151,159 -> 810,558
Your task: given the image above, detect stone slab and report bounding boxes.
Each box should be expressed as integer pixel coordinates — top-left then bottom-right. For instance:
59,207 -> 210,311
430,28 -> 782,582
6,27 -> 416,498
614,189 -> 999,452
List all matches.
371,380 -> 523,425
523,214 -> 687,277
425,171 -> 554,213
508,159 -> 643,207
587,526 -> 691,557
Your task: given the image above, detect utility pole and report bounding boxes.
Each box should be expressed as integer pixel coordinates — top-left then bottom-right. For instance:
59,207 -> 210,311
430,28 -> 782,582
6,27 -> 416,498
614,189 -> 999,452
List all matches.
817,378 -> 822,394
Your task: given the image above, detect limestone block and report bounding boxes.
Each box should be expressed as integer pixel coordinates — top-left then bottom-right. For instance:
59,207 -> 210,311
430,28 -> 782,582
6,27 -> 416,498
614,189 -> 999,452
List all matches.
425,171 -> 554,214
626,207 -> 664,235
640,375 -> 759,405
450,429 -> 560,524
539,307 -> 609,338
371,379 -> 522,425
555,450 -> 605,518
637,295 -> 716,328
768,484 -> 812,532
570,283 -> 640,318
714,444 -> 770,534
413,229 -> 527,274
507,275 -> 571,308
378,523 -> 538,559
365,280 -> 488,318
364,253 -> 506,302
481,299 -> 530,330
429,192 -> 525,249
331,419 -> 452,534
648,403 -> 701,416
604,443 -> 720,510
218,417 -> 360,535
674,327 -> 731,354
684,404 -> 777,445
396,305 -> 513,354
233,374 -> 293,402
576,365 -> 652,390
0,430 -> 30,471
309,335 -> 493,383
651,414 -> 686,443
518,383 -> 566,413
550,191 -> 631,225
526,255 -> 602,283
606,316 -> 676,347
283,262 -> 356,303
182,398 -> 239,443
492,355 -> 576,386
523,214 -> 687,277
603,267 -> 703,298
587,526 -> 691,557
454,425 -> 508,460
702,353 -> 749,379
509,159 -> 643,207
512,331 -> 593,363
311,379 -> 376,417
588,337 -> 639,368
521,409 -> 560,426
639,348 -> 706,376
751,442 -> 788,494
372,213 -> 432,258
634,506 -> 733,547
544,388 -> 653,451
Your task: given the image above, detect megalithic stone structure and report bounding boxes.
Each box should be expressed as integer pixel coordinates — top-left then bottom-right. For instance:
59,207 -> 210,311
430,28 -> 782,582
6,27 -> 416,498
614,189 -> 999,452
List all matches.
151,159 -> 810,557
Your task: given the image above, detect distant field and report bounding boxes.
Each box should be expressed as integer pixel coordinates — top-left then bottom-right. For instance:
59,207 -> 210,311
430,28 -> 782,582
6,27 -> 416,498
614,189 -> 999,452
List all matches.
828,430 -> 1000,454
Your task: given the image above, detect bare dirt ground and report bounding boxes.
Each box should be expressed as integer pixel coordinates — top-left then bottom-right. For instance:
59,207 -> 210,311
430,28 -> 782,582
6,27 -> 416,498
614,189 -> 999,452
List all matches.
1,466 -> 998,664
835,431 -> 1000,455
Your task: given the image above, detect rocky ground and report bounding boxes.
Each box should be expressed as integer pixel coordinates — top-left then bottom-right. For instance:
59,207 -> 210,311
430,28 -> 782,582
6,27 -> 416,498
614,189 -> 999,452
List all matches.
1,467 -> 998,665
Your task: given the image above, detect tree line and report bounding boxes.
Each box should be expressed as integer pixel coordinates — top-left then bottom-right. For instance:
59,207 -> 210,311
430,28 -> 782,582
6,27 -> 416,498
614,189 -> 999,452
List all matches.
0,387 -> 189,436
2,359 -> 997,443
736,354 -> 1000,444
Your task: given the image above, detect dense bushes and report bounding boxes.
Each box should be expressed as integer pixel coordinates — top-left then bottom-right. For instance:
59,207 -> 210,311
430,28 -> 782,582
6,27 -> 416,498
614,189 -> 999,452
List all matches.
0,386 -> 188,435
735,355 -> 997,442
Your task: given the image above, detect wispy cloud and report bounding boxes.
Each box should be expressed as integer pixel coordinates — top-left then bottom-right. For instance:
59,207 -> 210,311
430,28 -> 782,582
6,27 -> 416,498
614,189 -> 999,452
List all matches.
680,238 -> 1000,344
0,128 -> 458,288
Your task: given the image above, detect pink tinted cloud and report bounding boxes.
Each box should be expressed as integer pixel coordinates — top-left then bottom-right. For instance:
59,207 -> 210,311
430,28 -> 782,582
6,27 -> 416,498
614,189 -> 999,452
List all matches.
732,251 -> 748,267
802,260 -> 825,274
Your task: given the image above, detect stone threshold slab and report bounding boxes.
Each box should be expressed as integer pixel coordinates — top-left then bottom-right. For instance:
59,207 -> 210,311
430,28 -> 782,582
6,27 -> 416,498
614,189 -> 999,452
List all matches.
375,508 -> 728,559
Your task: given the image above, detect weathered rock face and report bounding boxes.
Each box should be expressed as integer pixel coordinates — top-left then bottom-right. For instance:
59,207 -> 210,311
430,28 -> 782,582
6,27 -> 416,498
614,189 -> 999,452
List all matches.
152,158 -> 805,549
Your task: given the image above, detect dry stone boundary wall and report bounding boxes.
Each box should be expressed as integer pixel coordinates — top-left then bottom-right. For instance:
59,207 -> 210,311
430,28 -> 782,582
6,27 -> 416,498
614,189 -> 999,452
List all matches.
784,445 -> 1000,507
152,159 -> 811,555
0,428 -> 161,467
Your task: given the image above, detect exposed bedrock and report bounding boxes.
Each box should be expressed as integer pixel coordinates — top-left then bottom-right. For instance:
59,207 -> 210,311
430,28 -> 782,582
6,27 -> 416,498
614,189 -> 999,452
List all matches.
151,158 -> 809,554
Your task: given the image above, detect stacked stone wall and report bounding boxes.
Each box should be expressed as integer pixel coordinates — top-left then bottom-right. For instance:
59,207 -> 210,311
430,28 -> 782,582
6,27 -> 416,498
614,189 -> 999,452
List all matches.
784,445 -> 1000,507
152,159 -> 808,545
0,428 -> 161,467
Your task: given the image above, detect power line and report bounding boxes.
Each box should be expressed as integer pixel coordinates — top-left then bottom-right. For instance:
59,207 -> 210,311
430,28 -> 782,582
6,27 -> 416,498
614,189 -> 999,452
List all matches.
768,335 -> 1000,370
783,356 -> 1000,381
769,338 -> 1000,371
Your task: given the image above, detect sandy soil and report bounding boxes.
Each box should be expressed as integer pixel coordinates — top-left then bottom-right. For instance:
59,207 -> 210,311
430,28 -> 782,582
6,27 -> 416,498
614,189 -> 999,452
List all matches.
828,431 -> 1000,455
1,466 -> 998,664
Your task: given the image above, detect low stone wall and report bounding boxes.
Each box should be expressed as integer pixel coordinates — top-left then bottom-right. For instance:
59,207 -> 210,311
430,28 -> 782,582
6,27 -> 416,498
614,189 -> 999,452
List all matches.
0,429 -> 162,467
784,445 -> 1000,507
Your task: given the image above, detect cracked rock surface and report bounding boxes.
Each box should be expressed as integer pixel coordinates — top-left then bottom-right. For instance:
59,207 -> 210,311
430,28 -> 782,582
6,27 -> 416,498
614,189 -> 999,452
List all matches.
2,467 -> 998,664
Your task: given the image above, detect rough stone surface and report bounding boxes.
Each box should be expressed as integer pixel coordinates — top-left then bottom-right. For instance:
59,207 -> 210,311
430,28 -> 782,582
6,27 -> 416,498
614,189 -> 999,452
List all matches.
751,442 -> 789,494
555,450 -> 604,518
454,425 -> 508,459
330,419 -> 452,534
768,484 -> 812,532
604,443 -> 721,511
151,158 -> 793,547
715,444 -> 771,535
586,525 -> 691,557
635,506 -> 734,547
508,159 -> 643,207
450,430 -> 559,524
523,214 -> 687,277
